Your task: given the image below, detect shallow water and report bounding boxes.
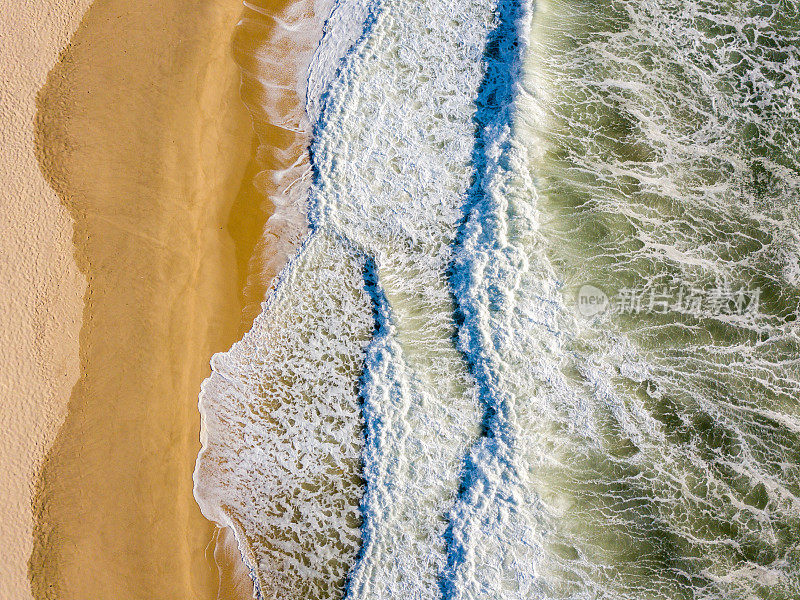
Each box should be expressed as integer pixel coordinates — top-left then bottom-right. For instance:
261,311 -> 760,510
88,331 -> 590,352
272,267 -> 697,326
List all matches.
196,0 -> 800,598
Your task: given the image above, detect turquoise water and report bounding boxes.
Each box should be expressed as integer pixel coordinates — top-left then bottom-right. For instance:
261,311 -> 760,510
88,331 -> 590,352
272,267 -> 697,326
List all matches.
195,0 -> 800,598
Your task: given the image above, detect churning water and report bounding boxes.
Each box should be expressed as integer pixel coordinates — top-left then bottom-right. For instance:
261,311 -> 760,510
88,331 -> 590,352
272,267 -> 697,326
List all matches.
195,0 -> 800,598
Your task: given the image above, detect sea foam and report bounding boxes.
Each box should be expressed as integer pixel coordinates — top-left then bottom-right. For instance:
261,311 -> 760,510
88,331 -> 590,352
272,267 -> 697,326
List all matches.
197,0 -> 800,598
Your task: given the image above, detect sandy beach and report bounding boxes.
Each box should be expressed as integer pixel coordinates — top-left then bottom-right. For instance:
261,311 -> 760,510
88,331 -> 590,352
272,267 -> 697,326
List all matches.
0,2 -> 91,598
6,0 -> 798,598
0,0 -> 272,597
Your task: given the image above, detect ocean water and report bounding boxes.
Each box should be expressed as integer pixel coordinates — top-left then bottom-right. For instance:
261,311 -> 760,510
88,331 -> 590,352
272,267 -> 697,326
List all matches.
195,0 -> 800,598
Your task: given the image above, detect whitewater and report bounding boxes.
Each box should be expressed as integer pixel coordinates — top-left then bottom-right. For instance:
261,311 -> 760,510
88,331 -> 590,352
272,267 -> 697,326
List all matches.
195,0 -> 800,599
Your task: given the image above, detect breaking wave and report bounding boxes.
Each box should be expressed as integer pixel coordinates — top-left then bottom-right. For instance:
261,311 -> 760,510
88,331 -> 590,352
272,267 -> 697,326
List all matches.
196,0 -> 800,598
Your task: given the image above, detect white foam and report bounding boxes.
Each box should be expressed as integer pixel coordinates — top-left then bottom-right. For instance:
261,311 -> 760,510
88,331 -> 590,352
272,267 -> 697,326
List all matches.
195,232 -> 374,599
307,0 -> 497,596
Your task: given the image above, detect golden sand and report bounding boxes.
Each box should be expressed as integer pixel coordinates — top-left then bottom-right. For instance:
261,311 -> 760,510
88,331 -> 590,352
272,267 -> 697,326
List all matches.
26,0 -> 261,598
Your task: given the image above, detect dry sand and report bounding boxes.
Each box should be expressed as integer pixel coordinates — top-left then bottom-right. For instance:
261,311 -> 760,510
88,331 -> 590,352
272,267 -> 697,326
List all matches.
1,2 -> 93,598
0,0 -> 273,598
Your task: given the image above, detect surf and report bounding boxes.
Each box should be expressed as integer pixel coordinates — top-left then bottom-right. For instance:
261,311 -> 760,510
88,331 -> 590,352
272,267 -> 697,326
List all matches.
195,0 -> 800,598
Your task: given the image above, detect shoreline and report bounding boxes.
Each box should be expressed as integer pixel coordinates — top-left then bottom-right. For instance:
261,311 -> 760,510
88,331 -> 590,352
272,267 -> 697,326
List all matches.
27,1 -> 262,598
226,0 -> 330,328
193,0 -> 336,596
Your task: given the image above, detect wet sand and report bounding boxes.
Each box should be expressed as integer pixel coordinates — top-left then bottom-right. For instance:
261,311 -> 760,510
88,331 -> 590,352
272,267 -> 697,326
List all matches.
28,0 -> 260,598
227,0 -> 325,328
